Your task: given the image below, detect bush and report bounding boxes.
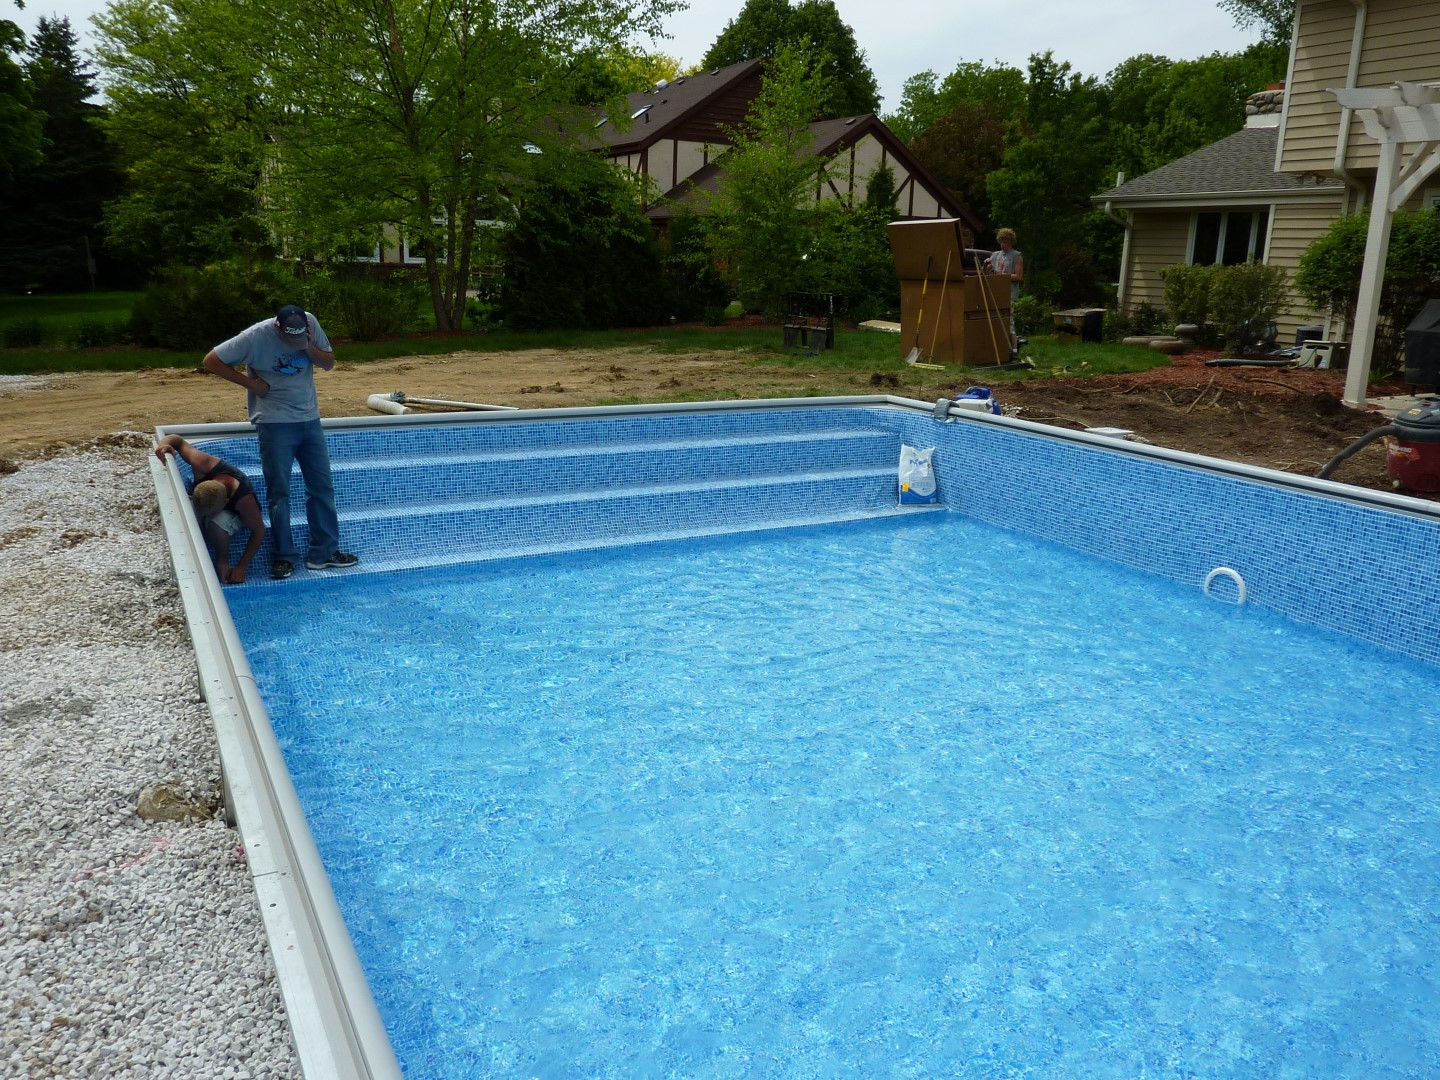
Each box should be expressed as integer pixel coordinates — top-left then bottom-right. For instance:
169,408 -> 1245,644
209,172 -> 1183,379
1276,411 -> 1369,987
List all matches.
131,260 -> 295,351
1296,207 -> 1440,375
301,271 -> 428,341
1,319 -> 47,348
1102,302 -> 1169,342
73,316 -> 131,348
1207,261 -> 1289,350
1158,263 -> 1217,327
1012,294 -> 1047,337
499,151 -> 668,330
1158,261 -> 1289,350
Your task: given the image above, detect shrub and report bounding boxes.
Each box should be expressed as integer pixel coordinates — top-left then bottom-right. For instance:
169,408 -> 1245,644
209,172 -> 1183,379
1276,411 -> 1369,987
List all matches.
73,317 -> 131,348
1296,207 -> 1440,375
1011,294 -> 1047,337
1158,263 -> 1217,327
131,260 -> 295,351
1,319 -> 47,348
1102,302 -> 1169,342
1207,261 -> 1289,350
301,271 -> 428,341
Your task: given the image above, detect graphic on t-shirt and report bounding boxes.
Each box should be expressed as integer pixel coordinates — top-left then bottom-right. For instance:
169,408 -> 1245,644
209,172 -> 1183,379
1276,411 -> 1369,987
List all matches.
271,350 -> 310,376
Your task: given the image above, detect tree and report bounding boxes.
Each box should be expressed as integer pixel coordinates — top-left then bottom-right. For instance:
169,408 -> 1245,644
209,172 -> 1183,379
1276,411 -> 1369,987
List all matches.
94,0 -> 271,270
885,60 -> 1026,144
498,150 -> 666,329
1218,0 -> 1296,46
909,100 -> 1007,226
706,41 -> 834,318
987,52 -> 1112,303
0,5 -> 43,188
702,0 -> 878,117
94,0 -> 682,329
0,17 -> 124,290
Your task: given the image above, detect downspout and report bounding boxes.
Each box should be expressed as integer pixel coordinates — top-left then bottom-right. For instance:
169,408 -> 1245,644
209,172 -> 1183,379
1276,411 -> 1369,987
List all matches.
1327,0 -> 1369,341
1103,172 -> 1132,310
1333,0 -> 1369,213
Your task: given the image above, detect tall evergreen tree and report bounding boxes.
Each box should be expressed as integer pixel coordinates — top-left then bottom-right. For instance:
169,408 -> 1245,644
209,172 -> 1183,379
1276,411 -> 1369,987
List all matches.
0,17 -> 123,290
702,0 -> 878,117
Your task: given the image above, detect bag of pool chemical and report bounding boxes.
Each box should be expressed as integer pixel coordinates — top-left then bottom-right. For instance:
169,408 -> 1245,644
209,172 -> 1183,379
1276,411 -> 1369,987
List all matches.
898,444 -> 939,505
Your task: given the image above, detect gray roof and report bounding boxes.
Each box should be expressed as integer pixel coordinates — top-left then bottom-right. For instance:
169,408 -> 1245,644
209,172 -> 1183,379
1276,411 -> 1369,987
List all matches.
1094,126 -> 1343,202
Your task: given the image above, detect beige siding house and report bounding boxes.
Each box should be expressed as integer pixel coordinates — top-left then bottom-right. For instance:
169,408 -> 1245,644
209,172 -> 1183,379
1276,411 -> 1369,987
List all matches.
1096,0 -> 1440,346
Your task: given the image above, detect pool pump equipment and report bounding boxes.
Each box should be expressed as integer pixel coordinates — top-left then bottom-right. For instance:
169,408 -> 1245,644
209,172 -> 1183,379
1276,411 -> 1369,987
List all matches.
1318,399 -> 1440,492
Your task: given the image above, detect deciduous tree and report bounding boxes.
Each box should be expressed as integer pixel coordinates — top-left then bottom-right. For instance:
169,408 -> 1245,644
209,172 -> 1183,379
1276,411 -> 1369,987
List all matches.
93,0 -> 681,328
706,41 -> 834,318
0,3 -> 43,187
702,0 -> 878,117
1217,0 -> 1296,46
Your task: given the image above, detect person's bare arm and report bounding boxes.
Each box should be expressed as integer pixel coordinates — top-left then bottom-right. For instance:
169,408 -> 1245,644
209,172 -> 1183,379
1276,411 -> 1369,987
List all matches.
202,349 -> 270,396
154,434 -> 223,474
1011,254 -> 1024,284
227,495 -> 267,583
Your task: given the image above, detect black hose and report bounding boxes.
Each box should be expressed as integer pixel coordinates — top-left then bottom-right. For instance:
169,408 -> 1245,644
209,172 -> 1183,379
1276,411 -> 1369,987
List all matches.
1318,424 -> 1398,479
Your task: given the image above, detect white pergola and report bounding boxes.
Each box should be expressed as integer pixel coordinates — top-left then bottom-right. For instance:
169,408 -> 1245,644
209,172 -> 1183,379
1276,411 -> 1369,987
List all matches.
1330,82 -> 1440,406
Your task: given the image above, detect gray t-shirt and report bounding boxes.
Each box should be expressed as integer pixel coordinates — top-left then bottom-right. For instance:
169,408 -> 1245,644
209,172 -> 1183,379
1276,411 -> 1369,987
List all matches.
988,248 -> 1022,305
213,313 -> 333,424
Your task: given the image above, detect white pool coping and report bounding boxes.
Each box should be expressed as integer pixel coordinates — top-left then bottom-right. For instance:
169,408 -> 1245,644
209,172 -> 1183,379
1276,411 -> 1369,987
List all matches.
151,393 -> 1440,1078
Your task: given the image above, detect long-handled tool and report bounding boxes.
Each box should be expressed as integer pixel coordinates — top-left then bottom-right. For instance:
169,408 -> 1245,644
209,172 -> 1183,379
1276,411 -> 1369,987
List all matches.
903,254 -> 933,365
972,254 -> 1007,366
927,249 -> 954,362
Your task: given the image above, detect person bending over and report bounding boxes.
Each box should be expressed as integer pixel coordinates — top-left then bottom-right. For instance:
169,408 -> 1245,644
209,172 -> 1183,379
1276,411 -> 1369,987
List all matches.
201,303 -> 358,580
155,434 -> 266,584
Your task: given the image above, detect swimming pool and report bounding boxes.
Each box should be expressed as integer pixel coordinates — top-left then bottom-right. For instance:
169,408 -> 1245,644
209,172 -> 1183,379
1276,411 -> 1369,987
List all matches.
152,396 -> 1440,1077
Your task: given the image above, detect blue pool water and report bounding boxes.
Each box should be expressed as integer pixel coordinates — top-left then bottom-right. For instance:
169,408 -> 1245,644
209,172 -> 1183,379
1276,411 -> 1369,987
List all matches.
229,512 -> 1440,1077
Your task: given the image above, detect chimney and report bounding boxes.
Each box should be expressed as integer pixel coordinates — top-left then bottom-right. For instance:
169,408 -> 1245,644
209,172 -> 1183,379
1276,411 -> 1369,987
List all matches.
1245,84 -> 1284,129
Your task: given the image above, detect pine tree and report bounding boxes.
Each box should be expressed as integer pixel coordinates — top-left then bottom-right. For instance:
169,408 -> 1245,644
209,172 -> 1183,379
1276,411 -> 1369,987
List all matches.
0,17 -> 123,290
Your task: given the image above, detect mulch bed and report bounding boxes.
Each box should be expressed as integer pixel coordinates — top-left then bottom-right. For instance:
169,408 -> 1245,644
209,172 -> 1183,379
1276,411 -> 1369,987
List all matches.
1079,348 -> 1411,405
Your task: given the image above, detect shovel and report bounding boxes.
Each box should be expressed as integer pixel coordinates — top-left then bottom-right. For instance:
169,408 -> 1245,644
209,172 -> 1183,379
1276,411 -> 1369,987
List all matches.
903,254 -> 933,365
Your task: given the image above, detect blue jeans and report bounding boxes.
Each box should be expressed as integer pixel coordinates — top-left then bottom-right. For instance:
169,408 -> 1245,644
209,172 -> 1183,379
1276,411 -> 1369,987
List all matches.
256,420 -> 340,563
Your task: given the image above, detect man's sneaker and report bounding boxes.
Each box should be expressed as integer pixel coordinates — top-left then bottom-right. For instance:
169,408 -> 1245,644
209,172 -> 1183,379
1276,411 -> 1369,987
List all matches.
270,559 -> 294,580
306,551 -> 360,571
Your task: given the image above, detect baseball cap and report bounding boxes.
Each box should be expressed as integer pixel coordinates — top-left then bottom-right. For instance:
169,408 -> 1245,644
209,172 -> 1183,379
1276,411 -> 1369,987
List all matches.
276,304 -> 308,336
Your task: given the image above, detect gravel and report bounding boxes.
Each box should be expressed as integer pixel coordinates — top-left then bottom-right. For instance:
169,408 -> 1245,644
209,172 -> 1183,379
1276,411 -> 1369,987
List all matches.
1,438 -> 300,1079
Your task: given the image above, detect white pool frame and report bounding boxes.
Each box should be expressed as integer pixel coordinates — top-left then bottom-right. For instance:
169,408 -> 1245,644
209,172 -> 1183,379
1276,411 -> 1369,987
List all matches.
151,393 -> 1440,1078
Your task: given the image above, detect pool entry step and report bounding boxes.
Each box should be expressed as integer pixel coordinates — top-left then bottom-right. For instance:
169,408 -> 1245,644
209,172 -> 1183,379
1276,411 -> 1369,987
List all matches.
194,409 -> 944,576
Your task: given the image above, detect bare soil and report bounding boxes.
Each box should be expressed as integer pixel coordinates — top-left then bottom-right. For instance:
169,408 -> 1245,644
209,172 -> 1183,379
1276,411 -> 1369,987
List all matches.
0,336 -> 1427,499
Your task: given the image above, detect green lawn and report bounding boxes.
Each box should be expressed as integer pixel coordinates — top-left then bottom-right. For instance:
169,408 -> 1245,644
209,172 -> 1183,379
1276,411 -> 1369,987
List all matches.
0,291 -> 139,344
0,292 -> 1172,383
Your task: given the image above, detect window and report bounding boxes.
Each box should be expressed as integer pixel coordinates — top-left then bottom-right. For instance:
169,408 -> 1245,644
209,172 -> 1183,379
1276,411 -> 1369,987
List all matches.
1190,209 -> 1269,266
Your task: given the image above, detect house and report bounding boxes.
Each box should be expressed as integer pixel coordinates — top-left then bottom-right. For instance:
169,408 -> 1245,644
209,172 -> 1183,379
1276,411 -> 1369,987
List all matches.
1094,0 -> 1440,353
357,59 -> 978,271
588,59 -> 979,237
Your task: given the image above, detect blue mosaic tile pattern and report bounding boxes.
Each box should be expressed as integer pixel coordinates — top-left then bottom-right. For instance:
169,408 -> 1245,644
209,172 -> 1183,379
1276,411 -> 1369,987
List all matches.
191,402 -> 1440,665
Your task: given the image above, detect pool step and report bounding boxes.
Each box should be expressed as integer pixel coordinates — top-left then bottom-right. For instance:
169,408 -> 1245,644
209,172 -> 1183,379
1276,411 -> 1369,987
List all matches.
221,428 -> 903,513
195,418 -> 940,576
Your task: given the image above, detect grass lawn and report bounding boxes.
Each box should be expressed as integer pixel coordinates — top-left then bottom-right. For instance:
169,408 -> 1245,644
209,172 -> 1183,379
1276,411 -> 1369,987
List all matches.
0,291 -> 140,343
0,294 -> 1172,383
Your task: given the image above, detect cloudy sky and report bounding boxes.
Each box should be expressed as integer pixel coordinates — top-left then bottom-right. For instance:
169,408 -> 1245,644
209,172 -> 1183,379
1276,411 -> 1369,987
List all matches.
11,0 -> 1264,113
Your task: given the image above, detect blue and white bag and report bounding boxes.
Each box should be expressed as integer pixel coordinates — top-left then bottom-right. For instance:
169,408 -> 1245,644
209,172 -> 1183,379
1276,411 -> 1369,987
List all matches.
898,444 -> 939,505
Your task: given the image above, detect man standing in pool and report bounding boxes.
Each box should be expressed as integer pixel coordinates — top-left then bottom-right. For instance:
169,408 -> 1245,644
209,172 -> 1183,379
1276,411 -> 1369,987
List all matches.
201,303 -> 359,580
154,434 -> 266,584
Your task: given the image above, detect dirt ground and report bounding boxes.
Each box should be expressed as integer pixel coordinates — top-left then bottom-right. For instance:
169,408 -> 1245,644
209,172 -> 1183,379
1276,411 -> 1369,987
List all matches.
0,335 -> 1427,499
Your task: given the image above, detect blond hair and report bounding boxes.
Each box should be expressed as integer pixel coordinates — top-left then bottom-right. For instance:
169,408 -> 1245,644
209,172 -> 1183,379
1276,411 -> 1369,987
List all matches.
995,228 -> 1017,244
192,480 -> 227,518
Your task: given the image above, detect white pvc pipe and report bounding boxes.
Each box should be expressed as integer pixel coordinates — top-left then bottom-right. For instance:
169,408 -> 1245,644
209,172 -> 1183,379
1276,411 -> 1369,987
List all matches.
366,394 -> 410,415
399,395 -> 518,411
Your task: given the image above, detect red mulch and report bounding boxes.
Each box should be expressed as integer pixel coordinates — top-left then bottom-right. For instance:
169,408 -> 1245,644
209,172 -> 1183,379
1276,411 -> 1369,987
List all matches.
1082,348 -> 1409,404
